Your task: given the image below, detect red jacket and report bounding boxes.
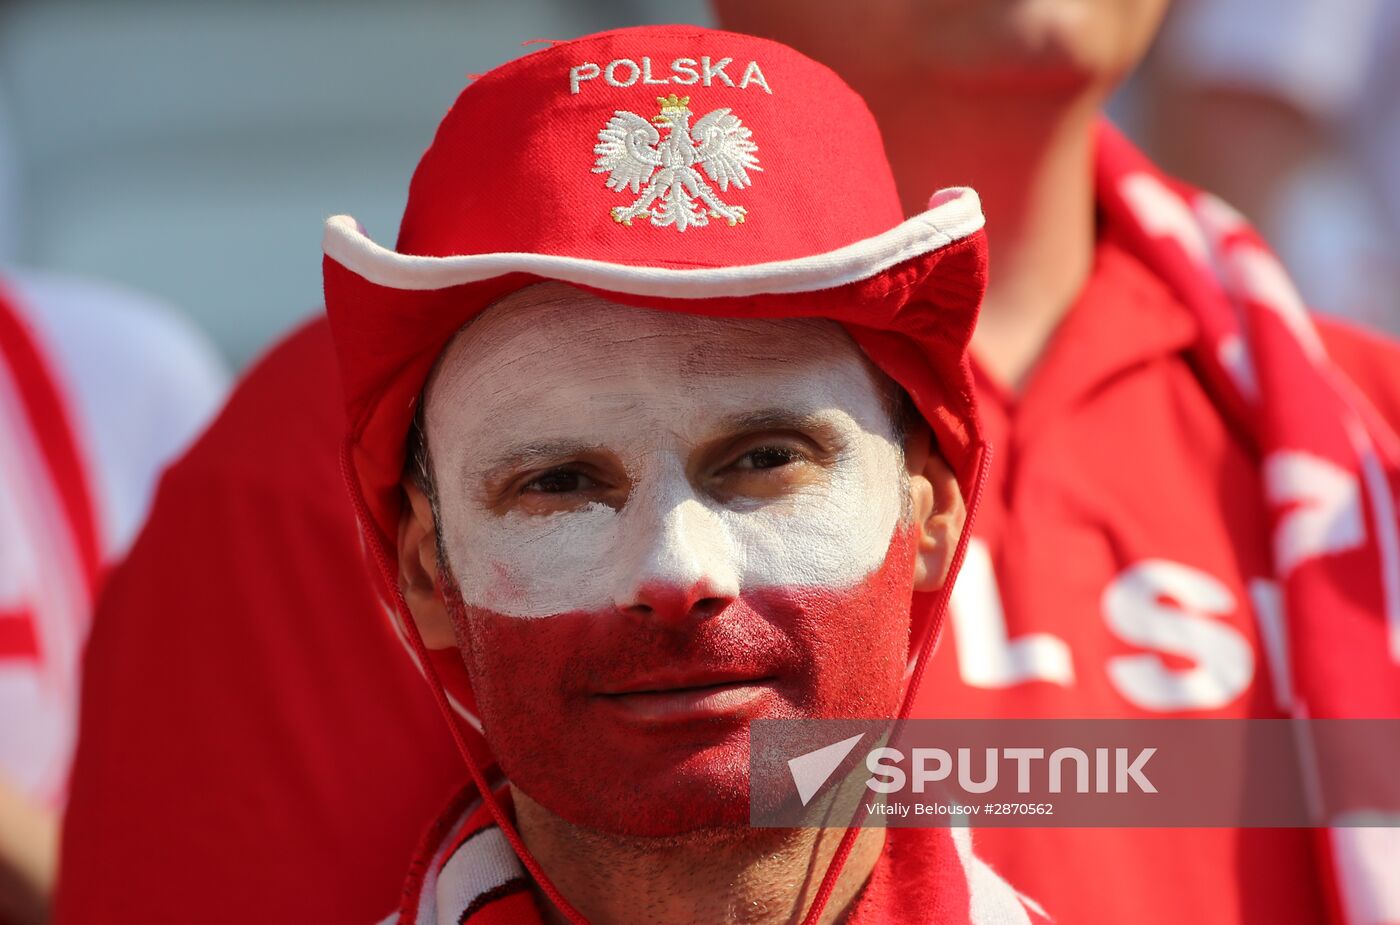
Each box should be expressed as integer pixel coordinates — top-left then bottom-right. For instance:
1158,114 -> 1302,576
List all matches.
55,321 -> 463,923
914,234 -> 1400,925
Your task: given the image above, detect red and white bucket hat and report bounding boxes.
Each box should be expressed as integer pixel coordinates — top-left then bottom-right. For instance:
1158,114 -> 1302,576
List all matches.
322,23 -> 990,915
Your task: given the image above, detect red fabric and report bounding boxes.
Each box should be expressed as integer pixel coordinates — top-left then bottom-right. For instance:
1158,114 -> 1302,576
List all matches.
915,233 -> 1327,924
0,281 -> 100,607
0,616 -> 40,660
54,321 -> 463,925
393,30 -> 902,267
0,281 -> 99,806
843,828 -> 1049,925
913,125 -> 1400,925
394,785 -> 531,925
1315,318 -> 1400,434
397,785 -> 1051,925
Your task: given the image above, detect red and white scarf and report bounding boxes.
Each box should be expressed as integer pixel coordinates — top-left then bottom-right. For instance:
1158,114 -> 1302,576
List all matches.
0,281 -> 100,805
386,785 -> 1053,925
1098,124 -> 1400,925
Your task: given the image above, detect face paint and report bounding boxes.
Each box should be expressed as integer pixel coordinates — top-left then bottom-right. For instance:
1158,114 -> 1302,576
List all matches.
423,283 -> 917,836
444,527 -> 915,836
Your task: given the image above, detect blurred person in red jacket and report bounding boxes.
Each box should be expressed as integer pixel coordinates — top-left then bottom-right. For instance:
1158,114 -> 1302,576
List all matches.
55,318 -> 465,923
0,271 -> 225,923
714,1 -> 1400,923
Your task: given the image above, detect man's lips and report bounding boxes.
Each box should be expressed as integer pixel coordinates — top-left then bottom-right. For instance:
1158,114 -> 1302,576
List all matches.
595,667 -> 775,696
593,671 -> 779,722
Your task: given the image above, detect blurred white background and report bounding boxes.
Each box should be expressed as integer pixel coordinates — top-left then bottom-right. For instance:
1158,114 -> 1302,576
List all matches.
0,0 -> 710,368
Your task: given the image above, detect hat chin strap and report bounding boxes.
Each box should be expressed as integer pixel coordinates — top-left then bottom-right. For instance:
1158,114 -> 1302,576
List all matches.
398,609 -> 587,922
345,438 -> 991,925
341,440 -> 591,924
800,442 -> 991,924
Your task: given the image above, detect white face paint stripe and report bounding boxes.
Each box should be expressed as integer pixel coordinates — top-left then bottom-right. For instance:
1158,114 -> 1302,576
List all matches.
425,286 -> 907,618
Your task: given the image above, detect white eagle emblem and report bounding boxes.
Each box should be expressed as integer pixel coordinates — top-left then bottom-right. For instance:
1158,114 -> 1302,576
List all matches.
592,93 -> 761,231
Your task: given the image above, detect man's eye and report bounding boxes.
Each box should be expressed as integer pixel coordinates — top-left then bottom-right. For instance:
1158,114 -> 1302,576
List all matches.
734,446 -> 801,471
522,469 -> 595,494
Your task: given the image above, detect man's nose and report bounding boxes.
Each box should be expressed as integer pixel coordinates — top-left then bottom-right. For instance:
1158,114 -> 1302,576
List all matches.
614,496 -> 740,625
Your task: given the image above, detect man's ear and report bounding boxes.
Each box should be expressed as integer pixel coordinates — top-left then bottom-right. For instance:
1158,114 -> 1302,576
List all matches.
398,479 -> 457,650
903,422 -> 967,592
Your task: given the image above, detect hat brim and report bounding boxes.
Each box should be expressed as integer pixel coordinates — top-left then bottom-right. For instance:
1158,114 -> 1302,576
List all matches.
324,188 -> 982,297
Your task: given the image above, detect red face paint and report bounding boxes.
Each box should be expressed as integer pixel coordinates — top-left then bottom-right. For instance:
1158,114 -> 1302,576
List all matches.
445,527 -> 916,837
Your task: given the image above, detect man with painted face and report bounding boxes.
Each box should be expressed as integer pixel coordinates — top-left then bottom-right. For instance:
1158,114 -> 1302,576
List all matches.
323,25 -> 1048,925
711,3 -> 1400,925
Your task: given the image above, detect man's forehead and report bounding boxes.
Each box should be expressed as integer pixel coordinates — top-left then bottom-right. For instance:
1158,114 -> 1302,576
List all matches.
423,284 -> 887,437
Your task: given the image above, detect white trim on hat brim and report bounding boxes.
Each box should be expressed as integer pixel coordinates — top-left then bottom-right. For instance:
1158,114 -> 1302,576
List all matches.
322,188 -> 983,298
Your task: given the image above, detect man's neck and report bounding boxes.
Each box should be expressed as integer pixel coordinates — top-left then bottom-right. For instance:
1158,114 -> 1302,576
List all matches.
875,88 -> 1103,392
515,788 -> 886,925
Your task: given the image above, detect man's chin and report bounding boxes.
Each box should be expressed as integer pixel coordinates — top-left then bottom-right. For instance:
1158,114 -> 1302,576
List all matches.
509,739 -> 756,838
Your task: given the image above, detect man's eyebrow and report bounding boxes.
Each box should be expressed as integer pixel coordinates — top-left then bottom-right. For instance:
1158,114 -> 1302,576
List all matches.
712,408 -> 838,435
476,440 -> 603,479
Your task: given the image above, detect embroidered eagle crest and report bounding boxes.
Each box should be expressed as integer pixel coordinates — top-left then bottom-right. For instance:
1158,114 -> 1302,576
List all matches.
592,94 -> 761,231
